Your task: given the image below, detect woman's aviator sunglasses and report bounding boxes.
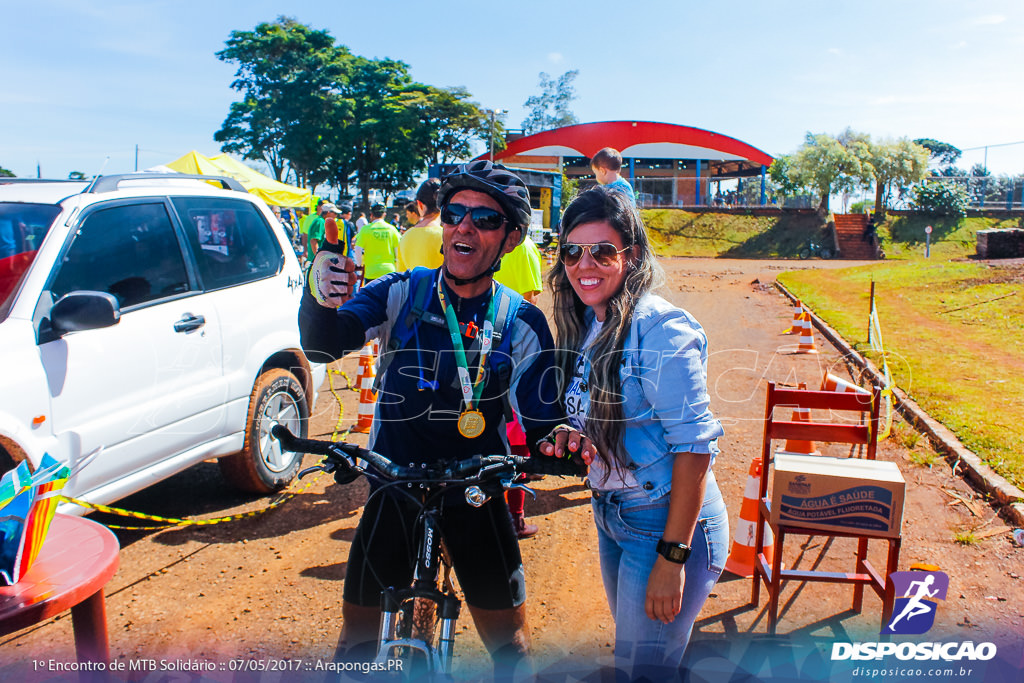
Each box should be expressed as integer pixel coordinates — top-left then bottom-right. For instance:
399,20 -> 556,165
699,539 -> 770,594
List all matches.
440,203 -> 508,231
560,242 -> 630,267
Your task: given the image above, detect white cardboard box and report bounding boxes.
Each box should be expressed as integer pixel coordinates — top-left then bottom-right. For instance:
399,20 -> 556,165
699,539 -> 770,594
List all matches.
771,452 -> 906,538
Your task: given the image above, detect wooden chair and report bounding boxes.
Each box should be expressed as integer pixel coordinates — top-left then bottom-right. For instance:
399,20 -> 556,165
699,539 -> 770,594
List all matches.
751,381 -> 901,634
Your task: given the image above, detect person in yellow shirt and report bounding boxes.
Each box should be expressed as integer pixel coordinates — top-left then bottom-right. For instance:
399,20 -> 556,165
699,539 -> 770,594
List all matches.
354,204 -> 401,281
494,237 -> 543,304
396,178 -> 443,271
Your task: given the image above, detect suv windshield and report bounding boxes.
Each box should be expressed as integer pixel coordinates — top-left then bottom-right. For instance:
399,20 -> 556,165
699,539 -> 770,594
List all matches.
0,202 -> 61,317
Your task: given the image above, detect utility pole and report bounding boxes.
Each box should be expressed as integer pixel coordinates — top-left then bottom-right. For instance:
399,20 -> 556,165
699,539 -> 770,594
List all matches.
135,144 -> 139,172
487,109 -> 507,161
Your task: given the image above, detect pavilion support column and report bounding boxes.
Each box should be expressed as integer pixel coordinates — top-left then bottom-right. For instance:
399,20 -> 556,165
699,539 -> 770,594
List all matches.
695,160 -> 701,206
760,167 -> 767,206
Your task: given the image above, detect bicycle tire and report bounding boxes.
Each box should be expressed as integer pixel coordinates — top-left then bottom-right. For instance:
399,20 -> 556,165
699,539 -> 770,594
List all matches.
820,248 -> 833,259
798,247 -> 811,259
386,597 -> 441,679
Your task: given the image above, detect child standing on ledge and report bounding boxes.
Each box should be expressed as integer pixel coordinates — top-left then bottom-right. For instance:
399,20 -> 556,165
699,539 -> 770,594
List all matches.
591,147 -> 636,205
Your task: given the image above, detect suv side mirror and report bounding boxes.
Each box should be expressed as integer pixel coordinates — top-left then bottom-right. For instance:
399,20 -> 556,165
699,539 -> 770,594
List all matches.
50,291 -> 121,335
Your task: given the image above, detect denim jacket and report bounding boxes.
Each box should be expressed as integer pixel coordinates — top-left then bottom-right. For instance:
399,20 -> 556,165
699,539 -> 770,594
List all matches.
584,293 -> 723,501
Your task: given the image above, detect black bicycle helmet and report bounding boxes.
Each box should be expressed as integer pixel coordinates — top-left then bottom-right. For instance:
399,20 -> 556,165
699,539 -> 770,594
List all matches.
437,160 -> 532,247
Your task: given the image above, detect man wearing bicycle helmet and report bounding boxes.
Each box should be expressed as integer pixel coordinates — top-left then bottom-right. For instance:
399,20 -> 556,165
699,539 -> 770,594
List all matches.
300,160 -> 583,676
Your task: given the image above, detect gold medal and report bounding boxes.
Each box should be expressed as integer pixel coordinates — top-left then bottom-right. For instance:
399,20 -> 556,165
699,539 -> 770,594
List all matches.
457,410 -> 486,438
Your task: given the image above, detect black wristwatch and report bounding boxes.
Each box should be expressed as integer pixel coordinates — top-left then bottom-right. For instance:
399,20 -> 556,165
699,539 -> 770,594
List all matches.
656,539 -> 691,564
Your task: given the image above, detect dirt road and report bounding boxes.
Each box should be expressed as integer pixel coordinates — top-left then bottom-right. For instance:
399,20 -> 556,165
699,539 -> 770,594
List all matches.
2,258 -> 1021,681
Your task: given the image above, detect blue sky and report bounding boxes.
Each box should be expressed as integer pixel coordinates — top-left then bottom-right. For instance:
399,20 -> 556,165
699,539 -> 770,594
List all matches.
3,0 -> 1023,181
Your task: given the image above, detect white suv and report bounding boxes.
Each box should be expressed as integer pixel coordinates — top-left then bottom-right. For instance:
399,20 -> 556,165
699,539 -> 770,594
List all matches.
0,174 -> 325,513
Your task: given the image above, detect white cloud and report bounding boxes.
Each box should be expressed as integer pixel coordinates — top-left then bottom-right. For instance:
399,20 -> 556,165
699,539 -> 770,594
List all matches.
971,14 -> 1006,26
827,48 -> 841,56
547,52 -> 564,64
952,41 -> 968,49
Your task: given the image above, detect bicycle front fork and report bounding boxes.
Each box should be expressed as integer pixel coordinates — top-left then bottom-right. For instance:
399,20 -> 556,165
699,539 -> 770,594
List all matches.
376,588 -> 462,673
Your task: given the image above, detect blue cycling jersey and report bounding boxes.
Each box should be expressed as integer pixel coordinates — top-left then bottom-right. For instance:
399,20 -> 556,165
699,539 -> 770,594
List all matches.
314,268 -> 564,467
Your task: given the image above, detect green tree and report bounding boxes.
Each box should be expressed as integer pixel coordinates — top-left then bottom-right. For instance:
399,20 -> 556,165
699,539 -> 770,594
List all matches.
339,57 -> 430,206
868,139 -> 930,218
0,166 -> 16,178
913,181 -> 968,217
913,138 -> 962,167
521,70 -> 579,134
417,86 -> 491,165
773,130 -> 874,214
215,17 -> 351,186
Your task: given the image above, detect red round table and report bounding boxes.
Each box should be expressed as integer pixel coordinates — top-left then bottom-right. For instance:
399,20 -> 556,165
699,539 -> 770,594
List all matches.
0,513 -> 120,662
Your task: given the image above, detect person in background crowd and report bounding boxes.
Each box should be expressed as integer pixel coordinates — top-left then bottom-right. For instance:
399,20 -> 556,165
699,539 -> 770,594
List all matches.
396,178 -> 443,271
542,186 -> 728,679
298,202 -> 320,264
354,203 -> 401,281
305,201 -> 332,262
590,147 -> 636,205
339,204 -> 357,254
494,235 -> 546,538
354,209 -> 368,230
404,201 -> 420,230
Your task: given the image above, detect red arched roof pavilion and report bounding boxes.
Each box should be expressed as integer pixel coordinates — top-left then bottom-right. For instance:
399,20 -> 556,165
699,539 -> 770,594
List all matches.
490,120 -> 774,168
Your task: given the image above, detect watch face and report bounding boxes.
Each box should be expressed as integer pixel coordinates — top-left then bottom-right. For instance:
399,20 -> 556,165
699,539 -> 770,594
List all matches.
658,540 -> 691,563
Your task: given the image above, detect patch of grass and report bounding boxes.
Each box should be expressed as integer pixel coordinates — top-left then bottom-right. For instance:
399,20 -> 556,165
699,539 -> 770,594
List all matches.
902,430 -> 923,450
909,449 -> 940,469
640,210 -> 825,258
640,209 -> 1013,262
778,260 -> 1024,489
953,528 -> 980,546
880,215 -> 1020,261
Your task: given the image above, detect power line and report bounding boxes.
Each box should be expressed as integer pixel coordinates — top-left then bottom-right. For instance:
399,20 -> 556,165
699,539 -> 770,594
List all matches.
960,140 -> 1024,151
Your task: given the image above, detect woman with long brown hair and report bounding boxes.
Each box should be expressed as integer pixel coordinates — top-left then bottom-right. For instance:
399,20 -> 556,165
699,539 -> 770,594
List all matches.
541,186 -> 729,678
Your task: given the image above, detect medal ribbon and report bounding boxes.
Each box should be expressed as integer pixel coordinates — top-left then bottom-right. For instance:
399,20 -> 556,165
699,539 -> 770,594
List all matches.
437,277 -> 496,413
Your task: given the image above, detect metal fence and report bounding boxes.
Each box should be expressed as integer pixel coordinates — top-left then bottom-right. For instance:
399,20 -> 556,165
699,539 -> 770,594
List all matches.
573,174 -> 1024,211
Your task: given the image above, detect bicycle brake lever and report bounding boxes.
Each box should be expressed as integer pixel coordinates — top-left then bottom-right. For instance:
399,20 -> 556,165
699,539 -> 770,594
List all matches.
503,482 -> 537,500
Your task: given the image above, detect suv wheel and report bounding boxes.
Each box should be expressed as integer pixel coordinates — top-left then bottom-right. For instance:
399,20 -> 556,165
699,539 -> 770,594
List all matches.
219,368 -> 308,493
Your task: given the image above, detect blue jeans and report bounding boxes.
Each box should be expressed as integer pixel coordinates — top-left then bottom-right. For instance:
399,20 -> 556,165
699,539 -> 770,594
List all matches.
592,471 -> 729,680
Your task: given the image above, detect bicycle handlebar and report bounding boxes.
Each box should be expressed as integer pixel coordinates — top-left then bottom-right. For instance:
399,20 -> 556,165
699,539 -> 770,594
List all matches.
271,425 -> 586,482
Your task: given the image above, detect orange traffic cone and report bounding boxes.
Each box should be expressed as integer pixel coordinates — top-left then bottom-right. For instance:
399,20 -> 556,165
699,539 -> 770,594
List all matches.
821,372 -> 870,396
794,312 -> 818,354
784,300 -> 804,334
781,382 -> 820,454
354,340 -> 378,433
724,457 -> 775,578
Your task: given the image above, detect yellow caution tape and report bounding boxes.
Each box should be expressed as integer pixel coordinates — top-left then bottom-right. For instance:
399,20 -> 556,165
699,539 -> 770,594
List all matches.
58,471 -> 324,530
58,363 -> 359,530
58,366 -> 360,532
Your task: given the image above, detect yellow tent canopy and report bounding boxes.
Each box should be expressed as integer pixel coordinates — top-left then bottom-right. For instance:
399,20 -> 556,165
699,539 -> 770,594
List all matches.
165,151 -> 312,208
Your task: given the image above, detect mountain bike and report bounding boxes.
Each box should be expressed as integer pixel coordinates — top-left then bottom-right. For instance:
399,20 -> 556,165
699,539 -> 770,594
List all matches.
798,241 -> 833,259
271,426 -> 585,679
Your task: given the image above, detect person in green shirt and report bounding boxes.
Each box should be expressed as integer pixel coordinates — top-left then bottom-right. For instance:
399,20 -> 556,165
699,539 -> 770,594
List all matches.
305,202 -> 330,262
354,203 -> 401,281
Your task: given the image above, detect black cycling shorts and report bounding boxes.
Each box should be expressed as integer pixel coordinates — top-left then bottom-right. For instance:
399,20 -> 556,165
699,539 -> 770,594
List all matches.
343,490 -> 526,611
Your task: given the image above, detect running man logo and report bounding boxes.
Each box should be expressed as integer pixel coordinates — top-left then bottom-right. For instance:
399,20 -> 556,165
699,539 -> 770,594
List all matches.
883,570 -> 949,635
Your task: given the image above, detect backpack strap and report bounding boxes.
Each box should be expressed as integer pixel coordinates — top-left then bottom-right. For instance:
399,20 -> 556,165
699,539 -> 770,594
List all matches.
489,283 -> 523,424
374,268 -> 441,392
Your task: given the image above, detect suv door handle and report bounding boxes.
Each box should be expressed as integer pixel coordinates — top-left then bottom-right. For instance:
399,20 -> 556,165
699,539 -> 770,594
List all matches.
173,313 -> 206,333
